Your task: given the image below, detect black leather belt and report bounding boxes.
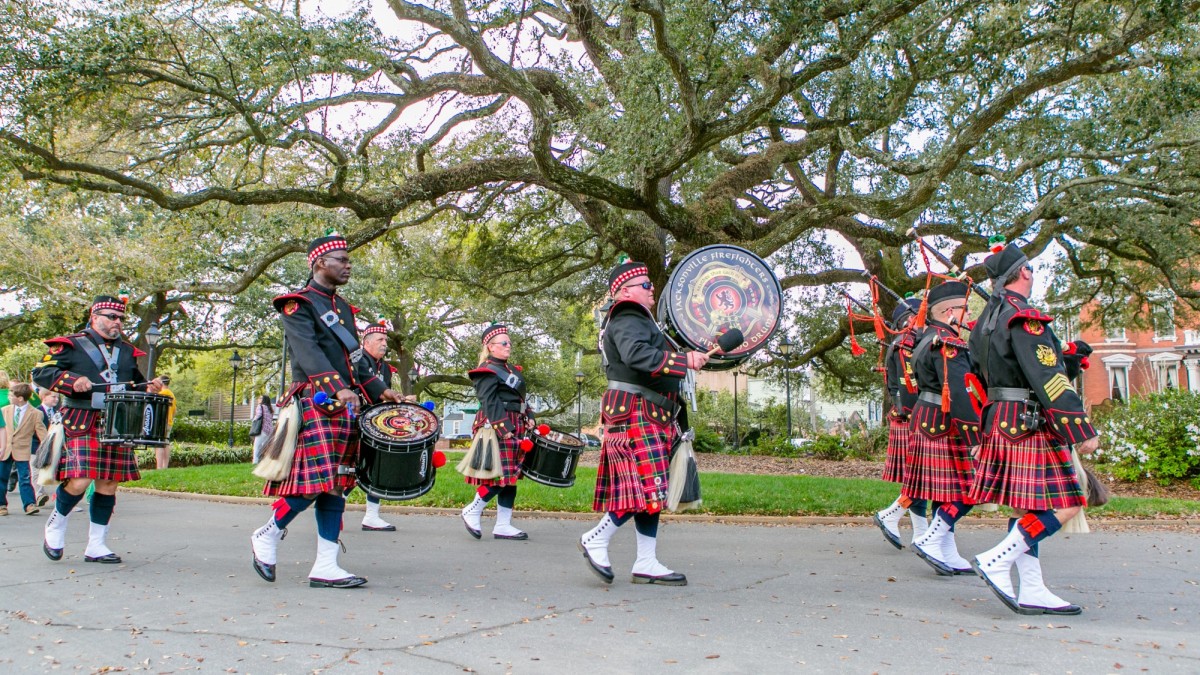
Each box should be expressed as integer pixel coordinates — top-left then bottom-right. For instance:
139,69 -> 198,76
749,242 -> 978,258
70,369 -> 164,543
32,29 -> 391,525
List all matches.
917,392 -> 942,405
606,381 -> 680,416
60,397 -> 100,411
988,387 -> 1033,402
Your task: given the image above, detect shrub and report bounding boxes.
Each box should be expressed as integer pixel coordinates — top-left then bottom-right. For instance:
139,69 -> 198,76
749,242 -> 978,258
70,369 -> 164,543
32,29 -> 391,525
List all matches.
748,434 -> 800,457
136,443 -> 252,469
807,434 -> 848,460
171,418 -> 253,445
692,426 -> 727,454
1092,389 -> 1200,485
844,425 -> 888,460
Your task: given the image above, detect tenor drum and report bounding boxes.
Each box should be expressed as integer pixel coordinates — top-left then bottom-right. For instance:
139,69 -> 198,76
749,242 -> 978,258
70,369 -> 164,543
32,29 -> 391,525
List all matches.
357,402 -> 441,501
659,245 -> 783,370
100,391 -> 172,446
521,429 -> 585,488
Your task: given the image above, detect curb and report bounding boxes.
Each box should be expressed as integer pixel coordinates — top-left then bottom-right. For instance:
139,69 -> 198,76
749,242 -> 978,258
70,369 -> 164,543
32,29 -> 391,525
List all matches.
122,488 -> 1200,530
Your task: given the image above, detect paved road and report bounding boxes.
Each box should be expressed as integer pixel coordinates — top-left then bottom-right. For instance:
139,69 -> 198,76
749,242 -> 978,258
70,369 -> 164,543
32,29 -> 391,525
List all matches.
1,493 -> 1198,673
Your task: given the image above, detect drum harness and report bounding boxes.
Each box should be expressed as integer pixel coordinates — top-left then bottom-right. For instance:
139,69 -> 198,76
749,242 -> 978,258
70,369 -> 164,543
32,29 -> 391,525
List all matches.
62,333 -> 126,410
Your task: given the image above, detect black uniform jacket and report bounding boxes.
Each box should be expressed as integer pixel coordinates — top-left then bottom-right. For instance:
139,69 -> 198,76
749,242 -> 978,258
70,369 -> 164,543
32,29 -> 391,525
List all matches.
467,356 -> 532,437
909,320 -> 983,446
32,327 -> 148,437
274,281 -> 387,415
362,355 -> 396,405
885,327 -> 920,419
600,300 -> 688,426
968,290 -> 1097,445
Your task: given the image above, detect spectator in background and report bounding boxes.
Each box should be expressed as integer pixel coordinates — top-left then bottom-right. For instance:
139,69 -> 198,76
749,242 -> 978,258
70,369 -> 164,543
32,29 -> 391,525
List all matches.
251,394 -> 275,464
31,388 -> 59,507
156,375 -> 177,469
2,383 -> 47,516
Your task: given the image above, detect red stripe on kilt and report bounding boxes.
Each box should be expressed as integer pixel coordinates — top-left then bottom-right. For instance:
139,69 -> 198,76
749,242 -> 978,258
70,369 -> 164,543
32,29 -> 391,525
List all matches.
465,411 -> 527,487
881,417 -> 910,484
967,428 -> 1084,510
58,430 -> 140,483
594,402 -> 676,513
264,400 -> 356,497
901,426 -> 975,503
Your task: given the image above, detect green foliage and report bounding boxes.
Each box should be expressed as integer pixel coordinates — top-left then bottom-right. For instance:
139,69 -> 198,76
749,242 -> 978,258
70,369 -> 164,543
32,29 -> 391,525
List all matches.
843,425 -> 889,460
1092,390 -> 1200,485
135,443 -> 251,469
747,434 -> 797,458
806,435 -> 849,461
170,418 -> 253,446
692,426 -> 727,454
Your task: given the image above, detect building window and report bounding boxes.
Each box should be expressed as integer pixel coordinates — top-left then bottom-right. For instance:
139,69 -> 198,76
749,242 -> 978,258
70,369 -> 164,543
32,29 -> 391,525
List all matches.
1104,325 -> 1127,343
1185,330 -> 1200,346
1152,303 -> 1176,341
1154,361 -> 1181,391
1109,366 -> 1129,402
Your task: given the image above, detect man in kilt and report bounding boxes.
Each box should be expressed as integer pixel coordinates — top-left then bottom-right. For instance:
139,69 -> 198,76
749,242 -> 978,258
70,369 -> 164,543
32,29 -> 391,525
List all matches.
872,298 -> 930,549
902,281 -> 984,575
968,241 -> 1099,615
250,232 -> 402,588
460,323 -> 536,540
579,260 -> 709,586
359,317 -> 402,532
32,294 -> 165,564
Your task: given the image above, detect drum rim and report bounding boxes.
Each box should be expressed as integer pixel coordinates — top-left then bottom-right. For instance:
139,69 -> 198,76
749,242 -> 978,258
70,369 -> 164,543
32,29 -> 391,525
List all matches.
658,243 -> 782,361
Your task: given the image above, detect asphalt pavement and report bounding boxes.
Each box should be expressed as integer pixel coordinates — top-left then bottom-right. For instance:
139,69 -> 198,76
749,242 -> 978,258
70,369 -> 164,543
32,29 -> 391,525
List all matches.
1,492 -> 1198,673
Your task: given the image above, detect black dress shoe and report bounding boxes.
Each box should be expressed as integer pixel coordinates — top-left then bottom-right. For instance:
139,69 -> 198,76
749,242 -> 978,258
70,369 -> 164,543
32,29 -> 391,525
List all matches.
972,559 -> 1022,613
43,540 -> 63,561
912,545 -> 956,576
494,531 -> 528,541
361,524 -> 397,532
1019,601 -> 1082,616
632,571 -> 688,586
84,553 -> 122,564
873,514 -> 904,550
462,515 -> 482,540
252,546 -> 276,583
578,540 -> 613,584
309,575 -> 367,588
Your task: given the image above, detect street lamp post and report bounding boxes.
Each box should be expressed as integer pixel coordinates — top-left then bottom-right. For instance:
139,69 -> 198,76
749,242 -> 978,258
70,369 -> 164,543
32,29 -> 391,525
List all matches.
228,350 -> 242,448
779,336 -> 793,439
574,371 -> 585,438
732,369 -> 740,452
145,322 -> 162,379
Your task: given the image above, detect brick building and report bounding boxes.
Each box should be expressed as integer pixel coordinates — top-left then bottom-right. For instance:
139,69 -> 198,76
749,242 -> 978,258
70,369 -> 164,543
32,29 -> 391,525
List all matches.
1060,296 -> 1200,408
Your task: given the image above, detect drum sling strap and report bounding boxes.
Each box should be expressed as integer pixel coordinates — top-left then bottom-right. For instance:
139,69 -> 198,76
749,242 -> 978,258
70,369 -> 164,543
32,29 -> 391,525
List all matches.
482,363 -> 524,392
76,332 -> 124,409
310,293 -> 365,365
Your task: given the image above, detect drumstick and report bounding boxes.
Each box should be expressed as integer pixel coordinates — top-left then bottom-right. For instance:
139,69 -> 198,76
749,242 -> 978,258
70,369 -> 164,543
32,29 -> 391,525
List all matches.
705,328 -> 745,357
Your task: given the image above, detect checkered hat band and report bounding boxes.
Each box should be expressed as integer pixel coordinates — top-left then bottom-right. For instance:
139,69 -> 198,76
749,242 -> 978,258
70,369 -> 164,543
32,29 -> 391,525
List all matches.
307,239 -> 348,265
363,325 -> 388,335
92,301 -> 126,314
609,266 -> 649,296
483,326 -> 508,344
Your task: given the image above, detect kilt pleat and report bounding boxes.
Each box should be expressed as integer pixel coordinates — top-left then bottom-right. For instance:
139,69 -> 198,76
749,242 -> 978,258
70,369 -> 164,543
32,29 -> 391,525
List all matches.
902,419 -> 975,502
465,411 -> 527,487
59,420 -> 140,482
881,416 -> 910,484
968,429 -> 1084,510
593,401 -> 675,514
264,399 -> 356,497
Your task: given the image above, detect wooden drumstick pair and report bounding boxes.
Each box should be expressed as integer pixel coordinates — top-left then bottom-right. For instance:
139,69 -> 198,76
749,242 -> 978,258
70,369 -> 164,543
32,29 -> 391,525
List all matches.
705,328 -> 745,357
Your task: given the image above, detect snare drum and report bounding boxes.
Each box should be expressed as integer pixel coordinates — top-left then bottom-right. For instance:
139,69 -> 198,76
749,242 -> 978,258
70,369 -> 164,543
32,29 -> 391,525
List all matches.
520,429 -> 585,488
100,391 -> 172,446
658,244 -> 782,370
357,402 -> 441,501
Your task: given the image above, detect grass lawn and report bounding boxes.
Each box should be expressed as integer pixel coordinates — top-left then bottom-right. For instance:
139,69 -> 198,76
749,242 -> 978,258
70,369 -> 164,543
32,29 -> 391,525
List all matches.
126,458 -> 1200,518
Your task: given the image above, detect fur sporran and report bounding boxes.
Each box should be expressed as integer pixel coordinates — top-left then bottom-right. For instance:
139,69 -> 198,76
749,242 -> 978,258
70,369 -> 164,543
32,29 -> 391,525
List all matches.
252,400 -> 302,482
457,425 -> 502,480
667,436 -> 702,512
34,423 -> 65,488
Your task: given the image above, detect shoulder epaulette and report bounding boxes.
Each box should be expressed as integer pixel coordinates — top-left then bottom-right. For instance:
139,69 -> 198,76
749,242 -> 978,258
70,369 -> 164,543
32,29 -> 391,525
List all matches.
1007,308 -> 1054,326
607,299 -> 654,320
272,291 -> 312,313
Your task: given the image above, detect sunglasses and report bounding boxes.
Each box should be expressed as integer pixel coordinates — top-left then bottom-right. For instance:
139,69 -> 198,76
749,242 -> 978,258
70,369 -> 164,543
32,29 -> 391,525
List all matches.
625,281 -> 654,291
491,341 -> 511,347
96,313 -> 125,322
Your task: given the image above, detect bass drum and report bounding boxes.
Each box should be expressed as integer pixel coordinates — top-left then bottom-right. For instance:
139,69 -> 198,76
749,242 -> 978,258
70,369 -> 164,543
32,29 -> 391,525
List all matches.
659,245 -> 783,370
357,402 -> 441,501
521,429 -> 585,488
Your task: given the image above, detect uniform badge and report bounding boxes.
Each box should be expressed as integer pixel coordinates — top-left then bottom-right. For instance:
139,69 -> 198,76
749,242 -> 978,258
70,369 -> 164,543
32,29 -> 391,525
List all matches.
1024,320 -> 1045,335
283,300 -> 299,316
42,354 -> 53,362
49,344 -> 64,355
1036,344 -> 1057,367
943,346 -> 958,359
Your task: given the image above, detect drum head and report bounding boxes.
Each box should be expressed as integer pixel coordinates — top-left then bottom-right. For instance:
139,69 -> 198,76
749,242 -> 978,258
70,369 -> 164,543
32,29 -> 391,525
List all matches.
660,245 -> 782,370
359,402 -> 440,447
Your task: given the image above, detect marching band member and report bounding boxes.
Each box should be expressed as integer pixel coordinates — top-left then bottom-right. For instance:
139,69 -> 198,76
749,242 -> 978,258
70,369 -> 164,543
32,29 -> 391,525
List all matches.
359,317 -> 402,532
968,241 -> 1098,615
32,294 -> 164,564
250,232 -> 401,588
579,260 -> 708,586
460,324 -> 536,540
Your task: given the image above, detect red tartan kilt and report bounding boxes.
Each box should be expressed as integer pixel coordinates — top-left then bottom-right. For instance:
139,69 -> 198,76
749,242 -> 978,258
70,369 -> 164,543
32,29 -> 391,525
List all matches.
58,422 -> 140,483
901,426 -> 975,503
465,411 -> 527,487
881,416 -> 909,484
593,400 -> 676,514
968,429 -> 1085,510
264,400 -> 356,497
